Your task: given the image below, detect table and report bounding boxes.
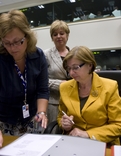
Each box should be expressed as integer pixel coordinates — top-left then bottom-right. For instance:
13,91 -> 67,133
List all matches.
2,135 -> 111,156
3,135 -> 18,147
106,148 -> 111,156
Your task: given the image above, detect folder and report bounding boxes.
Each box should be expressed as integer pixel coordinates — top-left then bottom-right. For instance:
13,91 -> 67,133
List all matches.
0,134 -> 106,156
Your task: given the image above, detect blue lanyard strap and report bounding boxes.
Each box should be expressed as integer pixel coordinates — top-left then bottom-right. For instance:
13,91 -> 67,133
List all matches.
14,61 -> 27,104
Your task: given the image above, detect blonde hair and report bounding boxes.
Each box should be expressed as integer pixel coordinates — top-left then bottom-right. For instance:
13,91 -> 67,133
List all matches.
50,20 -> 70,39
0,10 -> 37,54
63,46 -> 96,73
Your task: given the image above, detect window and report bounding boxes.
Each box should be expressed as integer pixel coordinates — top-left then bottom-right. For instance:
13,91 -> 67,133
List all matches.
93,49 -> 121,70
17,0 -> 121,28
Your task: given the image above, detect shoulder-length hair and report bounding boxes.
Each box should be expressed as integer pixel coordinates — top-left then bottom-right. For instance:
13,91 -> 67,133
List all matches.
0,10 -> 37,54
50,20 -> 70,39
63,46 -> 97,73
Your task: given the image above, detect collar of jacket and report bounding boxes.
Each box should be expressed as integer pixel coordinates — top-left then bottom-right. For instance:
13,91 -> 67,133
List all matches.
67,72 -> 103,114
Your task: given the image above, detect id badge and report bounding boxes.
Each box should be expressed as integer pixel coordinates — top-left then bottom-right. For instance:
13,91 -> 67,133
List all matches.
22,104 -> 30,118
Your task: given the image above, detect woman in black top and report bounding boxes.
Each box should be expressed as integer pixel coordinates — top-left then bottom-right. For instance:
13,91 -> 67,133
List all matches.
0,10 -> 49,146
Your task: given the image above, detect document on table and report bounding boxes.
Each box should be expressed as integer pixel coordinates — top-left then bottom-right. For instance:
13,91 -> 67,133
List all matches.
111,145 -> 121,156
0,134 -> 61,156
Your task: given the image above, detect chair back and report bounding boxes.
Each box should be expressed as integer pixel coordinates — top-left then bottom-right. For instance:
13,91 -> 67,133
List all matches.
96,71 -> 121,96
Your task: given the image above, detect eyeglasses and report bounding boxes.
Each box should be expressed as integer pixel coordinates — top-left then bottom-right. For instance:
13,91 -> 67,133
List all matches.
66,63 -> 85,73
2,36 -> 26,48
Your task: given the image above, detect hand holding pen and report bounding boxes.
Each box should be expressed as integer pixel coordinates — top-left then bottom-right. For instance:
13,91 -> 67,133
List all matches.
61,110 -> 75,131
62,111 -> 75,124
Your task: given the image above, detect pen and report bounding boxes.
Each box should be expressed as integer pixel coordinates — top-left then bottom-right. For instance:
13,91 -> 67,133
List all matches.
36,114 -> 39,118
36,114 -> 42,124
62,110 -> 75,124
35,114 -> 42,130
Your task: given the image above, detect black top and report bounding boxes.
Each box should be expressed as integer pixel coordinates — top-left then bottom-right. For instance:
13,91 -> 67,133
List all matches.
79,96 -> 89,111
0,47 -> 49,125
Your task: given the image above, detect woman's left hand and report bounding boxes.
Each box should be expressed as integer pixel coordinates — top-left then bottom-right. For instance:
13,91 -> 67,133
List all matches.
69,128 -> 89,138
34,113 -> 48,129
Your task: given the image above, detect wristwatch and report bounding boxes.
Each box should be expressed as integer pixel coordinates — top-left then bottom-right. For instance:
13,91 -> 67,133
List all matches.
37,111 -> 47,117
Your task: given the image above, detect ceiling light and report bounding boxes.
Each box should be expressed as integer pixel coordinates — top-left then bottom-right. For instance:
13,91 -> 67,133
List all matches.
70,0 -> 76,2
110,50 -> 116,52
64,0 -> 76,3
38,5 -> 44,9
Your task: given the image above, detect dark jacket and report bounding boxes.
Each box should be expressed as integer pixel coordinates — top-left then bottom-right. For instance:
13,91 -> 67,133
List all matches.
0,47 -> 49,125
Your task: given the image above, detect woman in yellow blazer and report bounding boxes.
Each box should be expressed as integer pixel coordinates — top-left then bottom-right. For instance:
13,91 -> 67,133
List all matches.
57,46 -> 121,146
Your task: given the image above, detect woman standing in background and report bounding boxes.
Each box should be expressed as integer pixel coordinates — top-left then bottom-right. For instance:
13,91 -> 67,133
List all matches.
44,20 -> 70,125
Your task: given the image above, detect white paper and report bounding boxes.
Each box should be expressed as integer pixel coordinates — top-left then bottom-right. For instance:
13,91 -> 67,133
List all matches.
0,134 -> 61,156
113,145 -> 121,156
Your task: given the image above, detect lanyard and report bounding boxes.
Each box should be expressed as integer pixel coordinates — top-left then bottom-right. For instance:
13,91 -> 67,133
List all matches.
14,60 -> 27,105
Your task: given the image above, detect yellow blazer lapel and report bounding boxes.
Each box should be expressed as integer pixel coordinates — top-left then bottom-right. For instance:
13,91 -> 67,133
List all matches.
68,81 -> 81,117
82,72 -> 103,112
